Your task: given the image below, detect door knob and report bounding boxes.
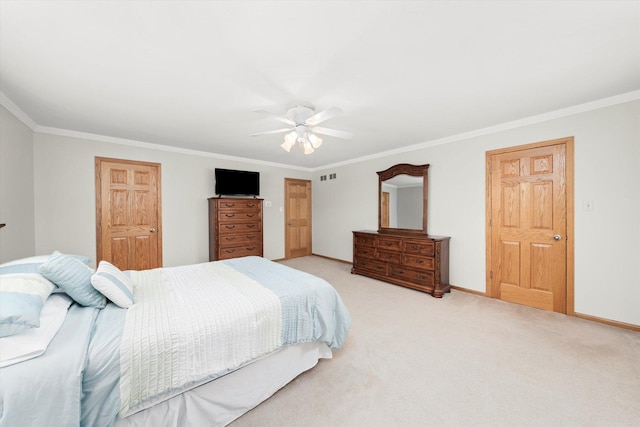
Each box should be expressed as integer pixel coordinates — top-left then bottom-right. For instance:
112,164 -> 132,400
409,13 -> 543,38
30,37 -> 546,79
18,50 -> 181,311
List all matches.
150,228 -> 156,233
553,234 -> 561,241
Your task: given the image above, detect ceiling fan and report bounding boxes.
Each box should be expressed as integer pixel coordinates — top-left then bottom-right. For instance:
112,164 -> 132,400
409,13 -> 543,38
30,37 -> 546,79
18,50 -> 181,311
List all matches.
250,105 -> 353,154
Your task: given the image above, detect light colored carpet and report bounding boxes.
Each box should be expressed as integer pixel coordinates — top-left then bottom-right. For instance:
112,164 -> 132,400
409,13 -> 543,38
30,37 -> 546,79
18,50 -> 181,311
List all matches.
230,256 -> 640,426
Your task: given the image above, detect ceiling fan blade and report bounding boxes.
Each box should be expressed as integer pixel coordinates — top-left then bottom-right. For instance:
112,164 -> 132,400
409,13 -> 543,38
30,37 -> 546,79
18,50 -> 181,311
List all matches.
250,128 -> 292,137
312,126 -> 353,139
305,107 -> 342,126
253,110 -> 295,126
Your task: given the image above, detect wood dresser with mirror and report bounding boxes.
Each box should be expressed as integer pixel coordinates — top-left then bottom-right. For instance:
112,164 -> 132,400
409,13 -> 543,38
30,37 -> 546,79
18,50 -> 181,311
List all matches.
352,163 -> 451,298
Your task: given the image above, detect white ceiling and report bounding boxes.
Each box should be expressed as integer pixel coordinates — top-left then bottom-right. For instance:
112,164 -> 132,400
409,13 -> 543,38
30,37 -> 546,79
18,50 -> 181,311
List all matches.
1,1 -> 639,169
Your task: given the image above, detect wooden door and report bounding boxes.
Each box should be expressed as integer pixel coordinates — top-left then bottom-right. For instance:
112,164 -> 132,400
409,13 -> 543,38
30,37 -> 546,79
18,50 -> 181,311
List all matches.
96,157 -> 162,270
486,137 -> 574,313
381,192 -> 390,228
284,178 -> 312,258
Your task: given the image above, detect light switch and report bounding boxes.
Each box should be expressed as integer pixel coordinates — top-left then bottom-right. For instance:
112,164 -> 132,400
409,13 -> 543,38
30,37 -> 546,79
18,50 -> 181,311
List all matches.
265,201 -> 272,207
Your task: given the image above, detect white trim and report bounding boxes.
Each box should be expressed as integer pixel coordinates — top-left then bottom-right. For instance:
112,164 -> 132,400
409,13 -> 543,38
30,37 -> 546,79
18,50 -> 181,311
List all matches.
34,126 -> 312,172
2,89 -> 638,172
0,92 -> 37,130
314,90 -> 640,171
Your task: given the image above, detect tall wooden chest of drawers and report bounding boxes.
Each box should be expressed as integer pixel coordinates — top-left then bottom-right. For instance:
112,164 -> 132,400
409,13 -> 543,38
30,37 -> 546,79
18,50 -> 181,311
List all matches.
352,230 -> 450,297
208,197 -> 263,261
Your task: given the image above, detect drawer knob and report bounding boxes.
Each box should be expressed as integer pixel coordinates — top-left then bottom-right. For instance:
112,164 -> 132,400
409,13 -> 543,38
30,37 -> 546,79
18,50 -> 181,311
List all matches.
225,225 -> 236,229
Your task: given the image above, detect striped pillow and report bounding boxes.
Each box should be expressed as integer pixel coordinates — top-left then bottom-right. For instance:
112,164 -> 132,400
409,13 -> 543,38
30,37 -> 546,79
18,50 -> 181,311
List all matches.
40,252 -> 106,308
91,261 -> 134,308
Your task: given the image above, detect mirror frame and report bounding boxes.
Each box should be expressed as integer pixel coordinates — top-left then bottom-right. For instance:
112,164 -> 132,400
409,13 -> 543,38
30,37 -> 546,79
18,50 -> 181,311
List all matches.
377,163 -> 429,235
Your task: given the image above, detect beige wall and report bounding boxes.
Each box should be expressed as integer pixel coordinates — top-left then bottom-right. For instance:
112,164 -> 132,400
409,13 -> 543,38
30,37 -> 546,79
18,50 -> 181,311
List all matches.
0,106 -> 35,262
32,133 -> 310,266
312,100 -> 640,326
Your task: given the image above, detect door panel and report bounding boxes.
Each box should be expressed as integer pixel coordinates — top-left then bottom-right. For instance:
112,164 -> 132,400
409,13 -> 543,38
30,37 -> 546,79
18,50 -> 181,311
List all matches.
487,138 -> 572,313
284,178 -> 312,258
96,157 -> 162,270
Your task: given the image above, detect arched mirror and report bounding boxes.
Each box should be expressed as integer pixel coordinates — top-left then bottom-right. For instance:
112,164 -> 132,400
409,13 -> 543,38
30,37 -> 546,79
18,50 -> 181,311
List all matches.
377,163 -> 429,235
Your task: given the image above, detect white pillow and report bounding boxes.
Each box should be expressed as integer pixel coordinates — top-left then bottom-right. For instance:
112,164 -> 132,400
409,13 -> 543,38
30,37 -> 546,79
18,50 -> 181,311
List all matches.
91,261 -> 134,308
0,273 -> 55,337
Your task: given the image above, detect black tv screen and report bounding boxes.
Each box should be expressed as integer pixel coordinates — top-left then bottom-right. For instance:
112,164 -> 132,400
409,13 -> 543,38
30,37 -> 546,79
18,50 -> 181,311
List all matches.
215,168 -> 260,196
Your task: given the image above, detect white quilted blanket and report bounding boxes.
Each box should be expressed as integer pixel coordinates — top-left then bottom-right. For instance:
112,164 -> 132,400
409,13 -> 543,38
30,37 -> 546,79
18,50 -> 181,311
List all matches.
119,262 -> 282,417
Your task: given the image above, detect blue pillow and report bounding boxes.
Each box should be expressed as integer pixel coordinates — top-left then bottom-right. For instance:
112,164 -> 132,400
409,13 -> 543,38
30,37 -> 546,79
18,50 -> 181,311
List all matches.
39,253 -> 106,308
0,273 -> 55,337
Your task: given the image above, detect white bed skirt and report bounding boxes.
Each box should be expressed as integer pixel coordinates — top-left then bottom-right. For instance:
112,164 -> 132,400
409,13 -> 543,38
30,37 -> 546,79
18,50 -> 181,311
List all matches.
115,341 -> 332,427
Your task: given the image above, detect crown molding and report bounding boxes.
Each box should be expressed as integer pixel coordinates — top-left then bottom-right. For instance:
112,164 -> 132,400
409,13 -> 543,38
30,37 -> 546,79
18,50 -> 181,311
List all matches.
312,90 -> 640,171
0,92 -> 37,130
2,89 -> 638,173
34,125 -> 313,172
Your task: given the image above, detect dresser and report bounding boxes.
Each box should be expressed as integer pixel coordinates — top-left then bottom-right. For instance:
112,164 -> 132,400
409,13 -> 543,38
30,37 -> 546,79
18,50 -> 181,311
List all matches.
208,197 -> 263,261
352,230 -> 450,297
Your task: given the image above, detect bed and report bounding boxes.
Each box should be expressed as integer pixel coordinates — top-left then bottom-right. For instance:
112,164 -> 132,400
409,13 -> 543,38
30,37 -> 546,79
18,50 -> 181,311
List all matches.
0,254 -> 350,427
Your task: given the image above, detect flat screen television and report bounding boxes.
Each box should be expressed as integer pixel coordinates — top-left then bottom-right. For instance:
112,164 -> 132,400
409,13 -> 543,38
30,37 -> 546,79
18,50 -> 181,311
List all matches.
214,168 -> 260,197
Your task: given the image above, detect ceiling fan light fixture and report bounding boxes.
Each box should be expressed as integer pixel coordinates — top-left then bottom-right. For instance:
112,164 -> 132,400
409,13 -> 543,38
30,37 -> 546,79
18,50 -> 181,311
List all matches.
254,105 -> 349,155
280,140 -> 295,152
303,141 -> 315,155
281,131 -> 297,152
284,131 -> 297,144
308,133 -> 323,149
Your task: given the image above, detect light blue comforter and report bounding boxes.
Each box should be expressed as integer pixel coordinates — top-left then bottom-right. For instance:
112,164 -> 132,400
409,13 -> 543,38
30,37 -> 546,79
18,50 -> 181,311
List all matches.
0,257 -> 350,427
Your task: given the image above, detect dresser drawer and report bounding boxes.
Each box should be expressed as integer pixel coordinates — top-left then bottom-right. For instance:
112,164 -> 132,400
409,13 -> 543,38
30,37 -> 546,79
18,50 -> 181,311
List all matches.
390,265 -> 434,285
403,254 -> 435,270
219,222 -> 261,234
218,244 -> 262,260
403,240 -> 435,256
377,237 -> 402,251
218,211 -> 261,222
377,250 -> 402,264
218,232 -> 261,247
355,246 -> 376,259
217,200 -> 261,210
354,234 -> 377,248
354,258 -> 388,274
